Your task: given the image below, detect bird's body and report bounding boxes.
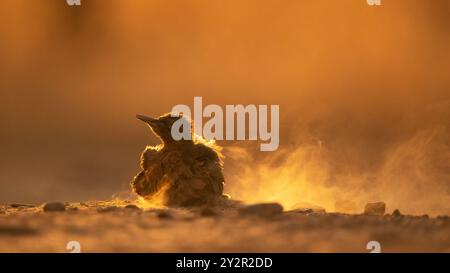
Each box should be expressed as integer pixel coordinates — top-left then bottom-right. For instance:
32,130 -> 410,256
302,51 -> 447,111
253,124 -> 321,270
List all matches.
131,113 -> 225,207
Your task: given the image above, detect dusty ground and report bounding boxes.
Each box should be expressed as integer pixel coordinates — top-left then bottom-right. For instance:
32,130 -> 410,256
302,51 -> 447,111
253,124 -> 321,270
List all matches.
0,200 -> 449,253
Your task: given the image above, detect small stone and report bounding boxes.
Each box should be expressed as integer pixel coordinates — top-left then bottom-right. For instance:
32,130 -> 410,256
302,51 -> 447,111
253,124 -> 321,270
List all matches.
290,202 -> 326,214
291,208 -> 313,214
42,202 -> 66,213
157,211 -> 173,220
364,202 -> 386,216
124,204 -> 141,211
392,209 -> 402,217
238,203 -> 283,217
10,203 -> 35,208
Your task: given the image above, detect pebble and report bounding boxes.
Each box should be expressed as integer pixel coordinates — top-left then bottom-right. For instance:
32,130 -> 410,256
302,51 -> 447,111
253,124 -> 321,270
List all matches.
238,203 -> 283,217
157,211 -> 173,220
10,203 -> 35,208
392,209 -> 402,217
420,214 -> 429,219
364,202 -> 386,216
42,202 -> 66,212
290,202 -> 326,214
124,204 -> 141,211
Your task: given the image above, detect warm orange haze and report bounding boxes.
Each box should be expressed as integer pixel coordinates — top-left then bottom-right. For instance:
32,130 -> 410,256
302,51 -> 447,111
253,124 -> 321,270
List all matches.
0,0 -> 449,252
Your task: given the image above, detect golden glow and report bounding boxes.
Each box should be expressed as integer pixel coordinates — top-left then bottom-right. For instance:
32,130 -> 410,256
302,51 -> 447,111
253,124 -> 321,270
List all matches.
136,183 -> 171,209
225,144 -> 337,212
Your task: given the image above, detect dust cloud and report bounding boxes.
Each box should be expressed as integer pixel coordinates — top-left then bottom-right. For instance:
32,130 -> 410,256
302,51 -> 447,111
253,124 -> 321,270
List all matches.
0,1 -> 449,215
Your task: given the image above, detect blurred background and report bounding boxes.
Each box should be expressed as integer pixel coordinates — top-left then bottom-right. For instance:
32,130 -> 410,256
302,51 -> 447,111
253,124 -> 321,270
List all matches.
0,0 -> 449,215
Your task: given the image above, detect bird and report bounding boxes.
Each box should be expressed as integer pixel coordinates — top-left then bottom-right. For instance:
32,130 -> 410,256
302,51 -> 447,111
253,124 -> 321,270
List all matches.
131,113 -> 225,207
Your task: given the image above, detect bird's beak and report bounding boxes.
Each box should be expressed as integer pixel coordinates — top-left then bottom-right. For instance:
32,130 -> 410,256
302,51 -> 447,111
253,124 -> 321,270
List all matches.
136,114 -> 157,125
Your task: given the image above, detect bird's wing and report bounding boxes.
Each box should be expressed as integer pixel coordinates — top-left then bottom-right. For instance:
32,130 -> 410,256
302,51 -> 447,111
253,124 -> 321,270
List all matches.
131,167 -> 165,198
191,144 -> 225,195
140,145 -> 161,169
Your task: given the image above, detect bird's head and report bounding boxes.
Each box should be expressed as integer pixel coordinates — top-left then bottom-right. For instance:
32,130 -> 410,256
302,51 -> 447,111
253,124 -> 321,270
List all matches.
136,113 -> 192,146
